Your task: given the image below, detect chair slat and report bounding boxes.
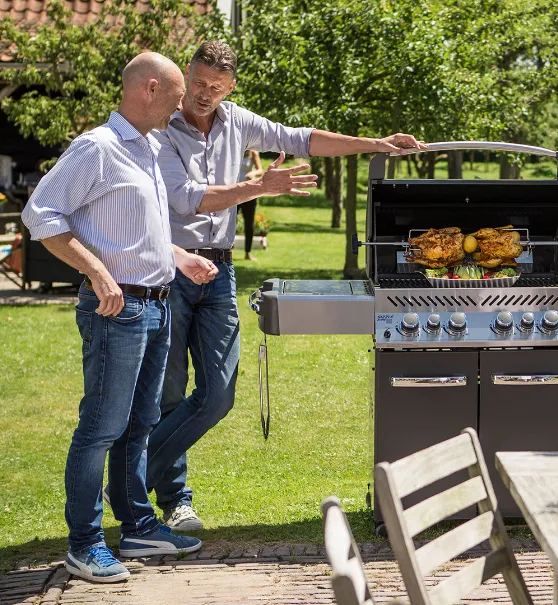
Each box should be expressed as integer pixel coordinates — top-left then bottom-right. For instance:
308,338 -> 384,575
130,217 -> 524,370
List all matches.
331,559 -> 371,605
416,511 -> 495,576
324,505 -> 353,570
404,476 -> 487,537
390,433 -> 476,499
428,547 -> 510,605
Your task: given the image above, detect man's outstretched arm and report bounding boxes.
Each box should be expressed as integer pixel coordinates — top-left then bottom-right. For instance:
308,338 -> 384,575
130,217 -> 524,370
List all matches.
196,152 -> 317,213
308,130 -> 428,157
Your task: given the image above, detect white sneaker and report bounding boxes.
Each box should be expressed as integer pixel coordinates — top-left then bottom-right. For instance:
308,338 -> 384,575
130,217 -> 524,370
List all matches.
162,505 -> 204,531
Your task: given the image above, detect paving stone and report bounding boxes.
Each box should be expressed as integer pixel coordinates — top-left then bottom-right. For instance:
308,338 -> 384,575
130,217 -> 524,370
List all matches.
259,547 -> 277,559
275,546 -> 291,558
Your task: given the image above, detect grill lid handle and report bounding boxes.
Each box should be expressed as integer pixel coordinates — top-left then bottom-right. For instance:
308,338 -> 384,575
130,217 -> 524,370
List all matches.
389,141 -> 556,158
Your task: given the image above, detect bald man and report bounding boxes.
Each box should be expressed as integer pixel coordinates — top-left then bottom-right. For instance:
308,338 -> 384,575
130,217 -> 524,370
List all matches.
22,52 -> 216,583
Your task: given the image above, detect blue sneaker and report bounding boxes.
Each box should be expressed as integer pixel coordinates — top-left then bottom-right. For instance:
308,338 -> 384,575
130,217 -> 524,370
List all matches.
120,525 -> 202,558
65,544 -> 130,583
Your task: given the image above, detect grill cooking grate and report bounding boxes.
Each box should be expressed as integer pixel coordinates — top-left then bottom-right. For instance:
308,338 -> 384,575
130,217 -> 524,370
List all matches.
377,276 -> 558,289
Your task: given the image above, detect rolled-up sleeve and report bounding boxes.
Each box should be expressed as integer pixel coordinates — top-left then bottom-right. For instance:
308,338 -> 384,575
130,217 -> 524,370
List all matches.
22,135 -> 103,240
153,130 -> 207,216
238,106 -> 314,157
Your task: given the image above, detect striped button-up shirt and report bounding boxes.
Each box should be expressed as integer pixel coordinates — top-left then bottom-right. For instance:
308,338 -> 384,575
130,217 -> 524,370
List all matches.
153,102 -> 313,250
22,112 -> 175,286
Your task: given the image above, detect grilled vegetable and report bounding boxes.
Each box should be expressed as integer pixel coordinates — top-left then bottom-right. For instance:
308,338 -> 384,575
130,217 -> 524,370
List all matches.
454,265 -> 484,279
425,267 -> 449,278
463,235 -> 478,253
492,268 -> 516,278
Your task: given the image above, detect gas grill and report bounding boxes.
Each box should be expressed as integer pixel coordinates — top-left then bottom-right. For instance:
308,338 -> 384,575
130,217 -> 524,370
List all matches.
250,142 -> 558,527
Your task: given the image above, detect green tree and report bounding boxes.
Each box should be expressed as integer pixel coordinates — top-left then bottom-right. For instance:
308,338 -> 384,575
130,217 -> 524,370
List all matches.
237,0 -> 558,276
0,0 -> 228,147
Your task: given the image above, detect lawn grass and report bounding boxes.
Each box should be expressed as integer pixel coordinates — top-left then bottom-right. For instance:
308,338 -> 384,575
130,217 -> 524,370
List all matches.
0,158 -> 546,572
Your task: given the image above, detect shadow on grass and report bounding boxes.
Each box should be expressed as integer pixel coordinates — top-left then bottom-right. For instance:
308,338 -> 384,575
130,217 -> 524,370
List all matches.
0,513 -> 538,574
0,510 -> 377,573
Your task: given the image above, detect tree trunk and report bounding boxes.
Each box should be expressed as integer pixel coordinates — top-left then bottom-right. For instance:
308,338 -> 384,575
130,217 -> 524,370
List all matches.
499,155 -> 521,179
343,155 -> 364,279
387,156 -> 397,179
447,151 -> 463,179
310,156 -> 323,189
331,156 -> 343,229
406,156 -> 413,177
324,157 -> 334,200
426,153 -> 436,179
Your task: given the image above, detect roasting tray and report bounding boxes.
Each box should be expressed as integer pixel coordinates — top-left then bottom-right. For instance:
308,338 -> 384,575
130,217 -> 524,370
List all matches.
423,271 -> 521,289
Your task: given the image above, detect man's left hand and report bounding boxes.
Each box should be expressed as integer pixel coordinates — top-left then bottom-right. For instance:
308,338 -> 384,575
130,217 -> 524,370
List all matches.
377,134 -> 428,155
175,249 -> 219,285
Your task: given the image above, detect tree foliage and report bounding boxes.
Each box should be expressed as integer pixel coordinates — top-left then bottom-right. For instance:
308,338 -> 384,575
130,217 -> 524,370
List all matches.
0,0 -> 228,146
236,0 -> 558,275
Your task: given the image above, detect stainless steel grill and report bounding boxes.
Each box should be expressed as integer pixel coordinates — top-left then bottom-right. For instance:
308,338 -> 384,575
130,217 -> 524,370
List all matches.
250,142 -> 558,528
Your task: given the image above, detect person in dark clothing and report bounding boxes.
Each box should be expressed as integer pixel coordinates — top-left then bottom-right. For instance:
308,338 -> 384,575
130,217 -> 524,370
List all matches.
237,149 -> 263,260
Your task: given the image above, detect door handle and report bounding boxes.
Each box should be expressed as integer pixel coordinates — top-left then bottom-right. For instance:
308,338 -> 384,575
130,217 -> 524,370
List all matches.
492,374 -> 558,385
390,376 -> 467,387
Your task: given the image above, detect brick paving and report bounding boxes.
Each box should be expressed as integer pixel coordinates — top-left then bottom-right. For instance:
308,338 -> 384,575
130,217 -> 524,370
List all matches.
0,540 -> 553,605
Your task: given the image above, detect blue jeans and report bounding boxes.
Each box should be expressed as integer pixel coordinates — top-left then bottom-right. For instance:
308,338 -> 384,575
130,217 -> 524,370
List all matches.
65,284 -> 170,552
146,263 -> 240,511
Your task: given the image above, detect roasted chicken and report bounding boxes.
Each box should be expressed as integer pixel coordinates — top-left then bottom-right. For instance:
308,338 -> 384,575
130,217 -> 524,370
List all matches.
407,227 -> 465,268
469,225 -> 522,268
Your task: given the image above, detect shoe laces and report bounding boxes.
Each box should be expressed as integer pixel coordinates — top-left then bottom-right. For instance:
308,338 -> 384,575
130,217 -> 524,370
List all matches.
169,505 -> 197,521
90,545 -> 119,568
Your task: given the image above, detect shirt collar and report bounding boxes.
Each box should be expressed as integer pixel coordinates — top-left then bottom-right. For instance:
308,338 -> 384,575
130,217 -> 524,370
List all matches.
108,111 -> 145,141
169,103 -> 229,132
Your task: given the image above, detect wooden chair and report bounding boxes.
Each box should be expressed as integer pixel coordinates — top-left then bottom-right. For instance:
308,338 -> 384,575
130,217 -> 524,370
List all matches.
374,427 -> 533,605
322,496 -> 375,605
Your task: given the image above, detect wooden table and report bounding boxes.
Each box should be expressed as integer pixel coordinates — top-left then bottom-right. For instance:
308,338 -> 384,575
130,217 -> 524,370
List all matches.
496,451 -> 558,604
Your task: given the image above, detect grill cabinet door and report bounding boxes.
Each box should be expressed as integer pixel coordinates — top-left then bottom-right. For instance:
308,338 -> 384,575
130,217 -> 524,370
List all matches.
374,350 -> 479,523
480,349 -> 558,518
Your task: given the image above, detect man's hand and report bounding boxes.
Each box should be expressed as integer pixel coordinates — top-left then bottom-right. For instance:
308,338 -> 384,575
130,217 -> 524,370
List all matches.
89,272 -> 124,317
174,248 -> 219,285
376,133 -> 428,155
257,151 -> 318,197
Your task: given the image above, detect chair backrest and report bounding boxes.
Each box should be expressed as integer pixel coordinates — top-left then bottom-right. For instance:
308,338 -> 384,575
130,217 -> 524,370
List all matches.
322,496 -> 375,605
374,427 -> 533,605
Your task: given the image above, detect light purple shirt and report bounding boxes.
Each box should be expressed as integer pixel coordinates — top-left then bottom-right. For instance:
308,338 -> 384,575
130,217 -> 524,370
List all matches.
153,101 -> 313,250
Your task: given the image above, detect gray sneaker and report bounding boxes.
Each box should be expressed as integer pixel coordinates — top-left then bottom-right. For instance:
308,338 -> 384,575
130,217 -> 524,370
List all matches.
65,544 -> 130,583
162,505 -> 204,531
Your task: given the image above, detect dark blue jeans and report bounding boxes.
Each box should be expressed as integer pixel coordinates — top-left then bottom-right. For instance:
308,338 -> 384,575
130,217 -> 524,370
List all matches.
65,284 -> 170,552
146,263 -> 240,511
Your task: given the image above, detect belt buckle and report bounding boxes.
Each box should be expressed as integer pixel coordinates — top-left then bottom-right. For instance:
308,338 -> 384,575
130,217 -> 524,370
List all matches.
159,285 -> 170,301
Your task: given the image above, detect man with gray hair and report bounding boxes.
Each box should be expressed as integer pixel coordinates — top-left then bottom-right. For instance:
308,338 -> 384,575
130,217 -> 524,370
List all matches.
145,41 -> 427,531
22,52 -> 217,583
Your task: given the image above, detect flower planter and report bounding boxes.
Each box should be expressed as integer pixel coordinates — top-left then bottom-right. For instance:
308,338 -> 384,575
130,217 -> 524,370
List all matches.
234,234 -> 268,250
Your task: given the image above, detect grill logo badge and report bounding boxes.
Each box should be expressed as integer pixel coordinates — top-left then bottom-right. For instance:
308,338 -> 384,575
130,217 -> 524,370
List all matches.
377,314 -> 394,324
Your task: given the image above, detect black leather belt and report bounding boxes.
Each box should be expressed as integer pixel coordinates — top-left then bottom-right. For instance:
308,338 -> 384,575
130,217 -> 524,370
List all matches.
186,248 -> 232,263
84,277 -> 170,301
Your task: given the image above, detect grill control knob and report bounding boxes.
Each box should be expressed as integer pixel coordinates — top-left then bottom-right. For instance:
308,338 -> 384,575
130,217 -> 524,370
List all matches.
495,311 -> 514,333
426,313 -> 441,333
401,313 -> 420,335
448,312 -> 467,334
520,312 -> 535,331
541,310 -> 558,334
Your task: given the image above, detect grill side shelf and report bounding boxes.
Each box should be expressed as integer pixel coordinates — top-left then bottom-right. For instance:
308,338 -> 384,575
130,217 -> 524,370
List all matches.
251,279 -> 375,335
